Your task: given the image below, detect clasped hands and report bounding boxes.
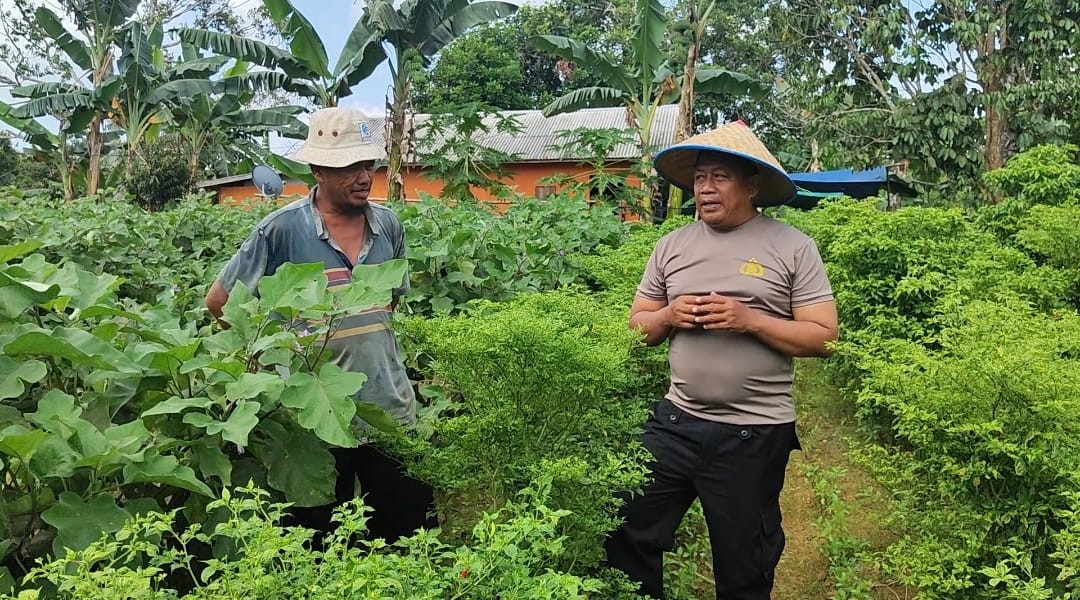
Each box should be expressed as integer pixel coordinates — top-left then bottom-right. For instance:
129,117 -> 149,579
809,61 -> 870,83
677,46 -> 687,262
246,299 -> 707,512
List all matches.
667,293 -> 760,334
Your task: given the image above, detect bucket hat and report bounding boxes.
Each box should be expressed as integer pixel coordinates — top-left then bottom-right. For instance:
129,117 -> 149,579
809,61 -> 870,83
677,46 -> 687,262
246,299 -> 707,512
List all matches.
292,107 -> 386,167
654,120 -> 796,207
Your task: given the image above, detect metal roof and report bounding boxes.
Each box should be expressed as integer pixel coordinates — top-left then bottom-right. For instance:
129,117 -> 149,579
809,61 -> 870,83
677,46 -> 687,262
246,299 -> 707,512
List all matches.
197,105 -> 680,188
369,104 -> 679,165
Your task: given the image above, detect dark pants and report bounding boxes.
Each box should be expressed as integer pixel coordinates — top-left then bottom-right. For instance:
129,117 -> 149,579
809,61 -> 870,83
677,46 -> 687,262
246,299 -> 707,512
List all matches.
606,400 -> 799,599
284,445 -> 438,545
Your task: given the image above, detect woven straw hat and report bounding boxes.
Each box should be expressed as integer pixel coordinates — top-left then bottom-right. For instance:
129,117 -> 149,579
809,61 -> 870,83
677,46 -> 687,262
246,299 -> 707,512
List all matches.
654,120 -> 796,207
292,107 -> 385,168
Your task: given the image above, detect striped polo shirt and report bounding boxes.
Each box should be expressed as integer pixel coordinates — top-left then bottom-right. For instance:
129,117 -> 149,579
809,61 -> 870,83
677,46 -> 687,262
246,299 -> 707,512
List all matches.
216,188 -> 416,427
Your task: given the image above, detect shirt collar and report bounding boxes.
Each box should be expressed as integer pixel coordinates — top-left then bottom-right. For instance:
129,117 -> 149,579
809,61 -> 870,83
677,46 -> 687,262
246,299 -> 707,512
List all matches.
307,185 -> 382,239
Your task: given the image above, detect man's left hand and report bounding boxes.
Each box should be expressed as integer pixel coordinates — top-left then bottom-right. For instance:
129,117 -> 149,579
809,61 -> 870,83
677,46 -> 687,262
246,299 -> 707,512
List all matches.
692,293 -> 761,334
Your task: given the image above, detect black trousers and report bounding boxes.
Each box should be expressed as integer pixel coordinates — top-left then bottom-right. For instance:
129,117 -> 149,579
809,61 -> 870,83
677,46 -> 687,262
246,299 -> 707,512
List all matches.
284,445 -> 438,545
606,400 -> 799,599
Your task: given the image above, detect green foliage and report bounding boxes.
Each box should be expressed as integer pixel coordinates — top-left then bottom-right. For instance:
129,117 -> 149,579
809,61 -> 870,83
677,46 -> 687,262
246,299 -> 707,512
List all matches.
781,146 -> 1080,597
412,104 -> 524,202
853,302 -> 1080,598
0,193 -> 269,314
983,144 -> 1080,208
397,194 -> 627,315
4,482 -> 623,599
413,24 -> 531,111
396,290 -> 650,569
124,135 -> 196,212
0,241 -> 403,583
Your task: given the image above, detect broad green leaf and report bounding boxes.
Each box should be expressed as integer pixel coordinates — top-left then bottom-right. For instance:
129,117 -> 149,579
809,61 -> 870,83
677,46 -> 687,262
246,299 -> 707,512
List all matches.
4,327 -> 139,373
38,261 -> 121,312
225,372 -> 284,402
336,259 -> 408,309
632,0 -> 667,79
0,272 -> 60,318
540,86 -> 627,118
123,455 -> 213,497
220,401 -> 260,447
530,36 -> 633,95
355,402 -> 400,433
263,0 -> 331,78
259,420 -> 335,507
695,69 -> 769,101
220,281 -> 260,339
0,241 -> 42,264
0,357 -> 47,400
41,492 -> 130,554
192,442 -> 232,487
424,1 -> 518,56
0,426 -> 47,460
257,262 -> 328,315
27,390 -> 81,435
142,396 -> 212,417
28,435 -> 78,479
280,363 -> 365,447
177,28 -> 313,80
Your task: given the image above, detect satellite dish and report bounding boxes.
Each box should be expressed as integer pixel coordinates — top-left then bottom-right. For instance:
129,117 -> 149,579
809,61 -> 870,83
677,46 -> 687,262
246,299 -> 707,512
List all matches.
251,165 -> 284,199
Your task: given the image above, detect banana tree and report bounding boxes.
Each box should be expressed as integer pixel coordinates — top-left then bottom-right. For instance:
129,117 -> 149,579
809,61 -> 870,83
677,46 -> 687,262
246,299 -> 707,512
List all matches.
354,0 -> 518,203
531,0 -> 768,215
0,101 -> 84,200
13,0 -> 144,195
171,57 -> 308,182
177,0 -> 388,108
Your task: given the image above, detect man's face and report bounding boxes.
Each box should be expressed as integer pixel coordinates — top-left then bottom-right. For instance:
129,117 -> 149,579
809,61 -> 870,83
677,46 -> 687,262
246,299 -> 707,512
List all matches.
313,160 -> 375,213
693,154 -> 759,229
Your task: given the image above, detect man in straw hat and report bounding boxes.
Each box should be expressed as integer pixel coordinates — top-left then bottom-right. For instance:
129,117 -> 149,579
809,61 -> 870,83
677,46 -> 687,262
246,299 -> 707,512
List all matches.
205,107 -> 436,543
606,121 -> 838,599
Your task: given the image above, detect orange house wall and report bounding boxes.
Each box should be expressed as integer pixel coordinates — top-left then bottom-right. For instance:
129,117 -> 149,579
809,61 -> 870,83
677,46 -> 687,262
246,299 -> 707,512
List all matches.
213,161 -> 641,214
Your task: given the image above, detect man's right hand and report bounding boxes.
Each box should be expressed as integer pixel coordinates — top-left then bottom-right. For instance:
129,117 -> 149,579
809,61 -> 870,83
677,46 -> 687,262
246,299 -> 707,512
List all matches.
667,295 -> 704,329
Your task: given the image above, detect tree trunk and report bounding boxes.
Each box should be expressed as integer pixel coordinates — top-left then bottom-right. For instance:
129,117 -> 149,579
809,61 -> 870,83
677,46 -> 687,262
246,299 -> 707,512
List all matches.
667,5 -> 700,220
386,65 -> 411,204
86,114 -> 102,196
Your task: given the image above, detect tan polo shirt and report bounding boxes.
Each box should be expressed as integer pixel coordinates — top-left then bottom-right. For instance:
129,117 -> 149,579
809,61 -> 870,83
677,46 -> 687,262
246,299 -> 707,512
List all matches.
637,215 -> 833,425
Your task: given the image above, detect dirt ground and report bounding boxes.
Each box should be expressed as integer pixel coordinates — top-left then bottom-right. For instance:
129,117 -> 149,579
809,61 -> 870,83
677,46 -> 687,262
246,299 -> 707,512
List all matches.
770,362 -> 901,600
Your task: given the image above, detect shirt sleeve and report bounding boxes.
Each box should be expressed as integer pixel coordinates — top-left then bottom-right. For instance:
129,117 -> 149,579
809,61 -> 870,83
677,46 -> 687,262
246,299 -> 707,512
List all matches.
790,240 -> 834,308
636,240 -> 668,301
392,217 -> 410,297
217,228 -> 271,297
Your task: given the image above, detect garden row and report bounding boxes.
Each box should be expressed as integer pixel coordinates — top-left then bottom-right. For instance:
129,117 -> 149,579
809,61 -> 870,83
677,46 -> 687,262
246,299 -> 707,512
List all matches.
780,144 -> 1080,598
0,187 -> 689,598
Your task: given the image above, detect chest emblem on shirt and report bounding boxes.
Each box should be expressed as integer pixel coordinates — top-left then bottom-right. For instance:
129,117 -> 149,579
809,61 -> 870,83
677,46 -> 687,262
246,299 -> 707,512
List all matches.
739,258 -> 765,278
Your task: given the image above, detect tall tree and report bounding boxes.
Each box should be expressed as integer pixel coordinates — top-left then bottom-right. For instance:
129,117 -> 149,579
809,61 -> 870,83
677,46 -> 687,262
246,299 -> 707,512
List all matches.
179,0 -> 387,108
353,0 -> 518,203
531,0 -> 767,213
773,0 -> 1080,194
414,0 -> 640,111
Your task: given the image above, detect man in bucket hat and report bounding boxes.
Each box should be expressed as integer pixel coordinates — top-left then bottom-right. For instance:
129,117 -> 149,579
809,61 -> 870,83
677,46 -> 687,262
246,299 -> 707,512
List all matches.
606,121 -> 838,599
205,107 -> 436,543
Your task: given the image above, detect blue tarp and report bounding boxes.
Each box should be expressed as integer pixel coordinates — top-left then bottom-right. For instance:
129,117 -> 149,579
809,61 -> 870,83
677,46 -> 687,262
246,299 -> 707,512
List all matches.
786,167 -> 914,209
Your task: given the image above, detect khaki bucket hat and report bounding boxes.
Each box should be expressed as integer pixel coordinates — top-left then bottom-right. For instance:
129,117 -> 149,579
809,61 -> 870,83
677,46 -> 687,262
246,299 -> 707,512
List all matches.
654,120 -> 796,207
292,107 -> 386,167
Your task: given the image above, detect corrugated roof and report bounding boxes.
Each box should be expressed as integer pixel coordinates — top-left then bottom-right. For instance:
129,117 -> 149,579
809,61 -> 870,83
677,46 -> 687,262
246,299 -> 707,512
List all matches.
367,104 -> 679,165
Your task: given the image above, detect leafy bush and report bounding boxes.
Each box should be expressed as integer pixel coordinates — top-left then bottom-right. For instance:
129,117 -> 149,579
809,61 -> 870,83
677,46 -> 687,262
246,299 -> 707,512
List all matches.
5,482 -> 627,599
124,135 -> 198,212
0,193 -> 268,314
395,290 -> 650,570
398,194 -> 627,314
853,301 -> 1080,598
0,246 -> 405,587
983,144 -> 1080,208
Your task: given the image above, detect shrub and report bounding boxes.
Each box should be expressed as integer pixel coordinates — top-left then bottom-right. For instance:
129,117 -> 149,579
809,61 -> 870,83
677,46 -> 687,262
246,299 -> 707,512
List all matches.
125,135 -> 197,212
4,482 -> 628,600
395,290 -> 650,569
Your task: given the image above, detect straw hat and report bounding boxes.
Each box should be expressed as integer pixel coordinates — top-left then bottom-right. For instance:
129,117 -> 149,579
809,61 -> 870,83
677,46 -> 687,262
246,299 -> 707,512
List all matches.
292,107 -> 386,168
654,120 -> 796,207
